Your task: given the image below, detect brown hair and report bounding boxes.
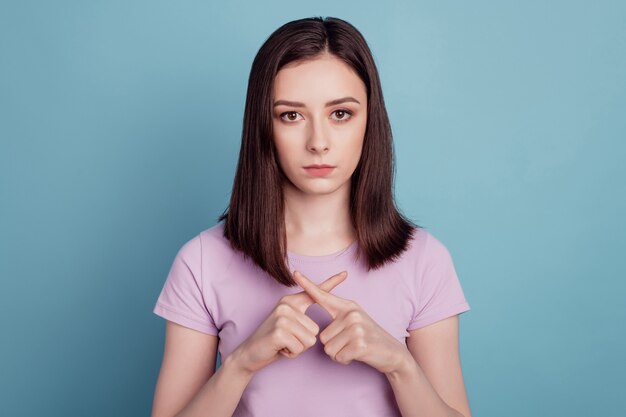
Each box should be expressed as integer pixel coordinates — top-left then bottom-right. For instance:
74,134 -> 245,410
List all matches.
218,16 -> 419,286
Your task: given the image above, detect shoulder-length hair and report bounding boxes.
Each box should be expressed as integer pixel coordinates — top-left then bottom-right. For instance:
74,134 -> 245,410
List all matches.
218,16 -> 419,287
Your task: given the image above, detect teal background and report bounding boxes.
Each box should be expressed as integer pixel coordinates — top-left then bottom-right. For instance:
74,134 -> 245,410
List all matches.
1,1 -> 625,416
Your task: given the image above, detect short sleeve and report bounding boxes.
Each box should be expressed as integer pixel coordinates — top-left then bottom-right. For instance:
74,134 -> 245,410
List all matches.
153,235 -> 219,336
408,233 -> 471,331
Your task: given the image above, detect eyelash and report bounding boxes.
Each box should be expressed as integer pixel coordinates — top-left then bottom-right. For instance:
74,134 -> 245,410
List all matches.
279,109 -> 353,123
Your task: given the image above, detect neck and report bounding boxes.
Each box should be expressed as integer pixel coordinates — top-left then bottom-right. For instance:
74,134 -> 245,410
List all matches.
283,180 -> 356,253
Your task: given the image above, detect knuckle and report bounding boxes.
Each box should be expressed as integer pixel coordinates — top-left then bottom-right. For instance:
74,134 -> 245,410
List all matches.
346,310 -> 362,322
279,294 -> 296,304
274,315 -> 290,328
350,334 -> 367,350
275,302 -> 292,315
271,328 -> 285,342
349,323 -> 365,337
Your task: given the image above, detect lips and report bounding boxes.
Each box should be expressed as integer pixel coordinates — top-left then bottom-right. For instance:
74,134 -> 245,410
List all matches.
304,164 -> 335,168
303,165 -> 335,177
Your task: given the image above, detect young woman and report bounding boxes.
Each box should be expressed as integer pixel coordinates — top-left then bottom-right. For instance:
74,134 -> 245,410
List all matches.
151,16 -> 472,417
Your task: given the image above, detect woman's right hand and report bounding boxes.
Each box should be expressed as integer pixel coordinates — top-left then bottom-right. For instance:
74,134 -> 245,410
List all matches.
231,270 -> 348,375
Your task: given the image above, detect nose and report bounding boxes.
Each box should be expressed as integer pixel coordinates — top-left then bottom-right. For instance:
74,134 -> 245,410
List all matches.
306,118 -> 329,154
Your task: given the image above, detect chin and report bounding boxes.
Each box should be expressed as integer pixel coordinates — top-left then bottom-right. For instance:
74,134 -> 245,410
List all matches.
308,183 -> 349,196
284,175 -> 350,196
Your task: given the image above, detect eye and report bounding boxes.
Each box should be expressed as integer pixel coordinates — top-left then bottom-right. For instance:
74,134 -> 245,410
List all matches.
279,111 -> 303,122
331,109 -> 353,122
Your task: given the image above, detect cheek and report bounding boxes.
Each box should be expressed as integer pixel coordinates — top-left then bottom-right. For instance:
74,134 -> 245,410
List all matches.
272,135 -> 297,170
346,121 -> 366,158
273,122 -> 306,154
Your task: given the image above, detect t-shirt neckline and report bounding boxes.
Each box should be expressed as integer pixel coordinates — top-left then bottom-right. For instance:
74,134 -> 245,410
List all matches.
287,240 -> 358,263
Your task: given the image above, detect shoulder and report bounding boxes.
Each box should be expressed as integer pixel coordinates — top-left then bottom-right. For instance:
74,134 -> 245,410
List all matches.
174,222 -> 233,265
403,227 -> 453,266
198,222 -> 231,252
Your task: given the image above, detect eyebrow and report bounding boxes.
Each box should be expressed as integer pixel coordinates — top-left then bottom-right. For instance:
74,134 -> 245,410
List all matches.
273,96 -> 361,108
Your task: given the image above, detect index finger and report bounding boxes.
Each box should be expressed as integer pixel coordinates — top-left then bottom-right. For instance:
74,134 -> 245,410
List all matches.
285,271 -> 348,313
318,270 -> 348,293
292,270 -> 348,318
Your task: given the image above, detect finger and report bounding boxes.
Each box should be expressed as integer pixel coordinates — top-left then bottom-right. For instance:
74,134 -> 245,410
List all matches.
293,270 -> 348,317
318,270 -> 349,293
291,310 -> 320,335
288,316 -> 318,350
278,301 -> 320,335
332,340 -> 357,365
278,332 -> 304,359
277,319 -> 316,358
318,317 -> 347,345
321,327 -> 353,362
283,271 -> 348,314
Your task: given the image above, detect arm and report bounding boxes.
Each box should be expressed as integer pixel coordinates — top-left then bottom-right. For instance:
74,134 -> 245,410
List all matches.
385,315 -> 472,417
151,321 -> 253,417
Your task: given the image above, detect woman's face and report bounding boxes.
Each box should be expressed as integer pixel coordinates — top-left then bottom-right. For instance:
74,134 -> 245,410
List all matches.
272,54 -> 368,196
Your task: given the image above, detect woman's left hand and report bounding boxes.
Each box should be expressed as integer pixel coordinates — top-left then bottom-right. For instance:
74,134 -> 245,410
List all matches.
292,270 -> 409,375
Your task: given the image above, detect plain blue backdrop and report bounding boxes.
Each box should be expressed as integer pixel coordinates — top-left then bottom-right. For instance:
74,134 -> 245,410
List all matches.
1,1 -> 625,416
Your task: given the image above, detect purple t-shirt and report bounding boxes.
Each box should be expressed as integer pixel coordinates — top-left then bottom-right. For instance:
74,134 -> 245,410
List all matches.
153,222 -> 470,417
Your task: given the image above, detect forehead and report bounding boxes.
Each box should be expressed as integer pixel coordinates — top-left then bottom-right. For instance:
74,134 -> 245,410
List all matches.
273,55 -> 366,102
